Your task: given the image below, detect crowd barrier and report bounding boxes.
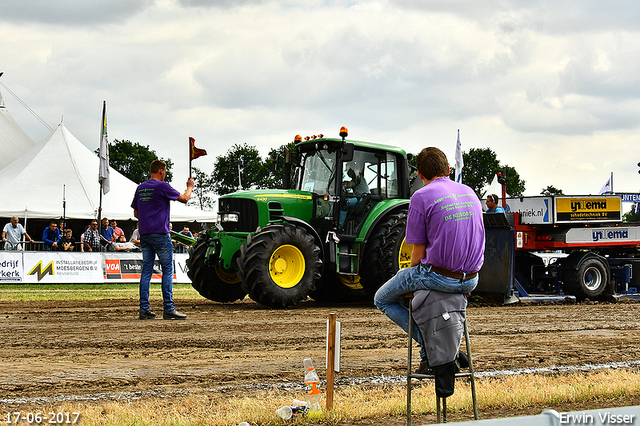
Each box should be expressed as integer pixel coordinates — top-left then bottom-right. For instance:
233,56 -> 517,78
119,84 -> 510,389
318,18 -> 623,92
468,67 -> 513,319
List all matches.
0,251 -> 191,284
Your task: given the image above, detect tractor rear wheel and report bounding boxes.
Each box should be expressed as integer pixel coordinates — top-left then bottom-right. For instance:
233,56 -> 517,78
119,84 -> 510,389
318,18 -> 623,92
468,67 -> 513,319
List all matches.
238,223 -> 322,308
187,238 -> 246,303
360,212 -> 411,297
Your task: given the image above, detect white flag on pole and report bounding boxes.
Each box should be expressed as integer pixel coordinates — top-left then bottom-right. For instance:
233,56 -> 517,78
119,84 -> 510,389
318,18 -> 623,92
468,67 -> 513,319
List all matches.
454,129 -> 463,183
98,101 -> 111,195
598,175 -> 611,195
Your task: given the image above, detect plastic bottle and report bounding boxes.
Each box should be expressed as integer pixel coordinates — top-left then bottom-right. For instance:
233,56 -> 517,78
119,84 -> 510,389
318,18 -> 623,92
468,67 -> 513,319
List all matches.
303,358 -> 322,414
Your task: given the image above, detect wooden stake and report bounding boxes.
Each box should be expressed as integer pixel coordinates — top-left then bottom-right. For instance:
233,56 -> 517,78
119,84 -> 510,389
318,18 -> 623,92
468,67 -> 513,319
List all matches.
326,312 -> 337,411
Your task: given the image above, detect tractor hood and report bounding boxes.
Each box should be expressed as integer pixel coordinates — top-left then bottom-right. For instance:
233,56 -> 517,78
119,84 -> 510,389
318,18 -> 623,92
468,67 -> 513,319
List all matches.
218,189 -> 315,232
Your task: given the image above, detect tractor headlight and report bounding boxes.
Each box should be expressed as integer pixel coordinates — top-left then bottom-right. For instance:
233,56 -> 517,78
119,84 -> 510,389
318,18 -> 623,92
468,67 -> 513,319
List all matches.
218,212 -> 239,223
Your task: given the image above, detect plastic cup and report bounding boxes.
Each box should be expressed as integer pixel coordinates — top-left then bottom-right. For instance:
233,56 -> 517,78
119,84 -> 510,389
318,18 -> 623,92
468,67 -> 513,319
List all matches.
275,406 -> 293,420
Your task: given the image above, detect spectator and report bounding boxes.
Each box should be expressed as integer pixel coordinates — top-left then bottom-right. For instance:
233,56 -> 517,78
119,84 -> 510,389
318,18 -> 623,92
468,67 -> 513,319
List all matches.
2,216 -> 35,251
100,217 -> 115,251
42,221 -> 60,251
131,159 -> 194,320
374,147 -> 485,375
82,220 -> 101,252
175,226 -> 193,253
485,194 -> 506,215
113,235 -> 137,252
130,223 -> 140,247
110,219 -> 125,240
59,229 -> 76,251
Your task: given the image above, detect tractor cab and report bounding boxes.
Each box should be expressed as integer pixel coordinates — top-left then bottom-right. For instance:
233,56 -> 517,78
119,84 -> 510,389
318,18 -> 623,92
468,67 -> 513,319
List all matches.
294,128 -> 409,236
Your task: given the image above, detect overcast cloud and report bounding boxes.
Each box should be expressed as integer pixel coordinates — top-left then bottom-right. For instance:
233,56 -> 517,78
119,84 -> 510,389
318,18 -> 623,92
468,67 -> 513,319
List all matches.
1,0 -> 639,205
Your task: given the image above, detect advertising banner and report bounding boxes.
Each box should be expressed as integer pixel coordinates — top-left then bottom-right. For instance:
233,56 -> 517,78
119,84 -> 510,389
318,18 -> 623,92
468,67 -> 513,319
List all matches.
22,252 -> 103,283
0,252 -> 24,282
0,252 -> 191,284
555,196 -> 621,223
505,197 -> 552,224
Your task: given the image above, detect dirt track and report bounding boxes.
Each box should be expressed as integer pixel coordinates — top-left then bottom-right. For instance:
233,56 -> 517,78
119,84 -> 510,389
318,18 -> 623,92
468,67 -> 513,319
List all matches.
1,298 -> 640,421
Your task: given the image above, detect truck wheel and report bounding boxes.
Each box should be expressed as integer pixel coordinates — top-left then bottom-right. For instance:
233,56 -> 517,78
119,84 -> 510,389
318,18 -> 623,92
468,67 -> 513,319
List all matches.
238,223 -> 322,308
187,238 -> 246,303
360,212 -> 411,297
309,272 -> 369,303
565,257 -> 608,301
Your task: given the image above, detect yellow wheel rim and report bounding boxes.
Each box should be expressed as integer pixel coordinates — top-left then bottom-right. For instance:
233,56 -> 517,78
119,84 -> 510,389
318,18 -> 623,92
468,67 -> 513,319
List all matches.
269,244 -> 305,288
215,264 -> 241,284
398,238 -> 412,270
338,274 -> 364,290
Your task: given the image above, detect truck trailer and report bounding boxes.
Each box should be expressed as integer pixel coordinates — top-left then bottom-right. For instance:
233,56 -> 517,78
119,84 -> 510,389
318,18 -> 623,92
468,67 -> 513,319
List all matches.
476,195 -> 640,303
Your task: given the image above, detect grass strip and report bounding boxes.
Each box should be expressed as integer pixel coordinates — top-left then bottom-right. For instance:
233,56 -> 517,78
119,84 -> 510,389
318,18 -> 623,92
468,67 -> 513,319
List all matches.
10,370 -> 640,425
0,283 -> 199,301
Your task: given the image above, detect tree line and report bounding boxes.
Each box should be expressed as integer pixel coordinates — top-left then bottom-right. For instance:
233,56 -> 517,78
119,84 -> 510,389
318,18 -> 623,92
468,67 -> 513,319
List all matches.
110,139 -> 636,217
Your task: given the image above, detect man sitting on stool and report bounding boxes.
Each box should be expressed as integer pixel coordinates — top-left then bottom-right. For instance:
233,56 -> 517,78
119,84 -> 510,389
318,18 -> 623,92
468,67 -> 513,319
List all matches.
374,147 -> 485,376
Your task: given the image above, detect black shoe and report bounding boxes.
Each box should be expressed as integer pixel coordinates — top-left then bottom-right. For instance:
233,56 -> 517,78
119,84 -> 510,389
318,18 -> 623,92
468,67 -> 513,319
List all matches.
455,351 -> 469,373
163,309 -> 187,320
415,360 -> 434,375
139,310 -> 156,320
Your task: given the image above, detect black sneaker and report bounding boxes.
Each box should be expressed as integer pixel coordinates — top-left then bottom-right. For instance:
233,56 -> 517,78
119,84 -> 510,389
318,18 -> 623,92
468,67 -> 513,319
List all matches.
163,309 -> 187,320
415,360 -> 434,375
139,310 -> 157,320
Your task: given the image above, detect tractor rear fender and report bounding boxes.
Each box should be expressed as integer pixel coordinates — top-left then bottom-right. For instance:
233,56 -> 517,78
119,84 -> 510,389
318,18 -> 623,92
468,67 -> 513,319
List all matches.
358,199 -> 410,242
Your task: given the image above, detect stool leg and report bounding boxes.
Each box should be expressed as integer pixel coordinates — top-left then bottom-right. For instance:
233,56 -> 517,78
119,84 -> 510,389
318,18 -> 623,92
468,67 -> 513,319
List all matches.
442,397 -> 447,423
436,396 -> 441,423
464,320 -> 479,420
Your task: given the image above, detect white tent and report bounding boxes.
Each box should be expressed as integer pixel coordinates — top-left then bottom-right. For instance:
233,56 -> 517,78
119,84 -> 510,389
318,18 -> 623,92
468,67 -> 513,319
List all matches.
0,123 -> 217,222
0,90 -> 36,170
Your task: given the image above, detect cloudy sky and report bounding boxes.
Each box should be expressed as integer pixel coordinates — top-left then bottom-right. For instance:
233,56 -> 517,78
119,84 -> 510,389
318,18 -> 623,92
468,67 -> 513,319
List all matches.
1,0 -> 639,205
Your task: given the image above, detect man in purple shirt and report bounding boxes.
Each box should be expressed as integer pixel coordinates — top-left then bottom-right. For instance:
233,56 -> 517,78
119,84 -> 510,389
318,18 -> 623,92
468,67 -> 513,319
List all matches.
374,147 -> 485,370
131,160 -> 194,320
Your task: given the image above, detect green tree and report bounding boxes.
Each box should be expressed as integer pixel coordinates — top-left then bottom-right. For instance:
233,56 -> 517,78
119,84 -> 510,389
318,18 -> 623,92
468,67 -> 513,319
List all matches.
99,139 -> 173,183
189,166 -> 216,211
263,142 -> 296,189
541,185 -> 564,196
623,205 -> 640,222
450,148 -> 525,198
211,144 -> 268,195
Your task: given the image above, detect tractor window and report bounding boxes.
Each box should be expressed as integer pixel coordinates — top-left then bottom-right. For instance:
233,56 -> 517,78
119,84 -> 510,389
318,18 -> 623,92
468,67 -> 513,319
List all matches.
347,150 -> 400,198
299,150 -> 337,195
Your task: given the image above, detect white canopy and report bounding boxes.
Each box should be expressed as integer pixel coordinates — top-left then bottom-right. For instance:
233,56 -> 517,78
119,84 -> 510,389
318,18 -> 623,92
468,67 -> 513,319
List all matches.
0,91 -> 36,170
0,123 -> 217,222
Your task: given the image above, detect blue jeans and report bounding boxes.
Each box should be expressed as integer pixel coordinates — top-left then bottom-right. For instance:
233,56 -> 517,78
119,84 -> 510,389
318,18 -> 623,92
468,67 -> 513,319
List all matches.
140,233 -> 175,312
374,263 -> 478,359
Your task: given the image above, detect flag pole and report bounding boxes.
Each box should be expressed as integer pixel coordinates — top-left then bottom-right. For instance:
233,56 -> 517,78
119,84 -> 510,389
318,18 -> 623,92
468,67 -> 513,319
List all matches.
98,101 -> 106,225
189,137 -> 192,178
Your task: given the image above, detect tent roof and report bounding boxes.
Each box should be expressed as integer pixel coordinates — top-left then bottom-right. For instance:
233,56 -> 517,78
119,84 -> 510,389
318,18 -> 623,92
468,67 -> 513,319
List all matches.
0,91 -> 37,170
0,123 -> 217,221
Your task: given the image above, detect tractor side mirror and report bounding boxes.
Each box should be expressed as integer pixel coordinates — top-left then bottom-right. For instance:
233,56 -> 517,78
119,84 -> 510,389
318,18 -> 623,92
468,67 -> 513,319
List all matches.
341,143 -> 354,162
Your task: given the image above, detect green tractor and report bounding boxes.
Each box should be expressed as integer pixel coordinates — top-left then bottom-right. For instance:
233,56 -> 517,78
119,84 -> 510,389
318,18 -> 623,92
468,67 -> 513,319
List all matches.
186,127 -> 417,308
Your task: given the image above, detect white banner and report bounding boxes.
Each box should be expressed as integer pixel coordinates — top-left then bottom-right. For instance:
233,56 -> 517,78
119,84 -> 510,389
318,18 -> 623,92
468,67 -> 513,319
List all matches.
0,252 -> 191,284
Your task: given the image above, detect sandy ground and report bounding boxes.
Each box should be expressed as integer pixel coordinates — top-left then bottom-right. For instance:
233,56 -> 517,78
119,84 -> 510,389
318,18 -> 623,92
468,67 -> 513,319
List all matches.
1,297 -> 640,424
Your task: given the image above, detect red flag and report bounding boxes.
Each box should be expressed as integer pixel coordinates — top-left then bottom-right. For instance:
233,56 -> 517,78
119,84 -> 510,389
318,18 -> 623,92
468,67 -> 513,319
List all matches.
189,137 -> 207,161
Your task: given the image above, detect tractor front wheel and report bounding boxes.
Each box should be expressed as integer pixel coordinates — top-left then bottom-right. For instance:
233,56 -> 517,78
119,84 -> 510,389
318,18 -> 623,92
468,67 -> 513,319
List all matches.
187,238 -> 246,303
238,223 -> 322,308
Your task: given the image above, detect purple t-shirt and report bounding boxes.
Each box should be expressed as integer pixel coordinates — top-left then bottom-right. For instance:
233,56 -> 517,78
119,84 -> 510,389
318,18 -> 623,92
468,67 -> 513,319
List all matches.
131,179 -> 180,235
406,176 -> 485,273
